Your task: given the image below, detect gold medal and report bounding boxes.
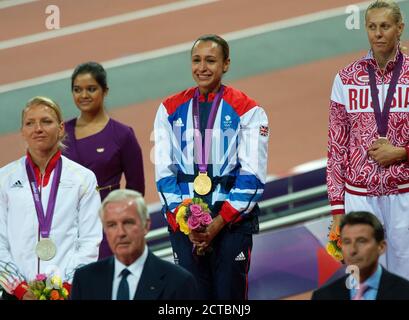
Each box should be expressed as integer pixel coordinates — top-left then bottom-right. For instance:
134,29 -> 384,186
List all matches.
35,238 -> 56,261
193,172 -> 212,195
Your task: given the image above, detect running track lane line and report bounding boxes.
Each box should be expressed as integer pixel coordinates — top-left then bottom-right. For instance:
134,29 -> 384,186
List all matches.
0,0 -> 37,10
1,0 -> 407,94
0,0 -> 219,50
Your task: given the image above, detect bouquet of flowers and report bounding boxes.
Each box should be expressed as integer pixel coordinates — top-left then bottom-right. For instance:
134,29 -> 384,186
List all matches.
176,198 -> 213,255
0,262 -> 71,300
326,223 -> 343,262
27,274 -> 70,300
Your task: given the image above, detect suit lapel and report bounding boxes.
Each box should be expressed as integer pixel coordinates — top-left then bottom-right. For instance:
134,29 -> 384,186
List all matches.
376,267 -> 393,300
133,251 -> 165,300
99,257 -> 115,300
333,276 -> 350,300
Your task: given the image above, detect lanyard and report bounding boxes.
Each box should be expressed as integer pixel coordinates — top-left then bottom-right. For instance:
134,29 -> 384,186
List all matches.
26,157 -> 62,238
192,86 -> 224,173
367,53 -> 403,137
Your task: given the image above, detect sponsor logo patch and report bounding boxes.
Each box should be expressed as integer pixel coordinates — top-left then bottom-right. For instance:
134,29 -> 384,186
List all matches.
223,115 -> 232,129
174,118 -> 184,127
11,180 -> 23,188
235,251 -> 246,261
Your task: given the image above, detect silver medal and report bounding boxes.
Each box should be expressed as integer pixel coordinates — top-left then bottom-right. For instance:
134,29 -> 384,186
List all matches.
35,238 -> 56,261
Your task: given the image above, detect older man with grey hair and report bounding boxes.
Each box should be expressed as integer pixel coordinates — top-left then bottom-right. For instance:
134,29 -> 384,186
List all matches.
71,189 -> 198,300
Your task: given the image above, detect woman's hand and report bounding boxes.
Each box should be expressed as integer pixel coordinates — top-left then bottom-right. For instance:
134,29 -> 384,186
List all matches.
22,290 -> 37,300
188,215 -> 226,250
367,139 -> 407,166
188,228 -> 207,248
331,214 -> 343,235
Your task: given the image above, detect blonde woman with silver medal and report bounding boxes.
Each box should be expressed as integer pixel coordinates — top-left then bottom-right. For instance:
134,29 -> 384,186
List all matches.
0,97 -> 102,300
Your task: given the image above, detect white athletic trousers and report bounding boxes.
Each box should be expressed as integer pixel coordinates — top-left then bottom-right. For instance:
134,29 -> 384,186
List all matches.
345,192 -> 409,280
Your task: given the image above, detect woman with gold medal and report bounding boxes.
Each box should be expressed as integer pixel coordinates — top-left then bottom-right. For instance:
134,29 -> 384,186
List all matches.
154,35 -> 269,299
0,97 -> 102,300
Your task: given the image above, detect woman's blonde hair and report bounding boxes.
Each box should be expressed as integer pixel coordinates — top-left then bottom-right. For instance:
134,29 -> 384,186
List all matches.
22,96 -> 66,149
365,1 -> 406,50
365,0 -> 403,24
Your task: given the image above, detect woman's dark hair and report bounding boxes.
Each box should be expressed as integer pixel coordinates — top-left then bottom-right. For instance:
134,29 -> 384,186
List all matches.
191,34 -> 230,61
71,61 -> 108,91
340,211 -> 385,243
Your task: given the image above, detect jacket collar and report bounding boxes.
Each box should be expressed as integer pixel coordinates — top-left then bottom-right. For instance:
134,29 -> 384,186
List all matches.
197,84 -> 225,103
363,45 -> 402,73
26,150 -> 61,187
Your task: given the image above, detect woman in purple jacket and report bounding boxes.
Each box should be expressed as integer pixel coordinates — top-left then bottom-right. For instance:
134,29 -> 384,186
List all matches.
63,62 -> 145,259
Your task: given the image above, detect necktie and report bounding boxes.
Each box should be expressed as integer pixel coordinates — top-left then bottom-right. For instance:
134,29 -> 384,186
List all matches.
117,268 -> 131,300
353,283 -> 369,300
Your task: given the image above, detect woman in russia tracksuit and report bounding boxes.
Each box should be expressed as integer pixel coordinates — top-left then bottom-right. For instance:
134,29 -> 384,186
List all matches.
327,1 -> 409,279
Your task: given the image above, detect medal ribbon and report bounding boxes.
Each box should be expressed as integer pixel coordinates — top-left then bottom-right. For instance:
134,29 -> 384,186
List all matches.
367,52 -> 403,137
26,157 -> 62,239
192,86 -> 224,173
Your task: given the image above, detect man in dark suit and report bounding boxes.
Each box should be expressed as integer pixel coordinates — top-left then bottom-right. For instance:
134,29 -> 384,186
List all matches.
312,211 -> 409,300
70,189 -> 198,300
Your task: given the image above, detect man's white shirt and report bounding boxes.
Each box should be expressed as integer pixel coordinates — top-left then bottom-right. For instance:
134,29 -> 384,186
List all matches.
112,245 -> 148,300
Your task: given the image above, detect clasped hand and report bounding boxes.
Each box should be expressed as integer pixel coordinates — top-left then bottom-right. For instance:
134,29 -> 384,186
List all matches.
367,138 -> 407,167
188,215 -> 226,250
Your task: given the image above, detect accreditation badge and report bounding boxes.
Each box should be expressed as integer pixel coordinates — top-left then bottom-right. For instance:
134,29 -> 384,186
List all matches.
35,238 -> 57,261
193,172 -> 212,195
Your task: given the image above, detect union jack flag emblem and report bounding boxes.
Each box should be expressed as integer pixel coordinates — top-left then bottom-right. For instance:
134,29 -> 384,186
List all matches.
259,125 -> 269,137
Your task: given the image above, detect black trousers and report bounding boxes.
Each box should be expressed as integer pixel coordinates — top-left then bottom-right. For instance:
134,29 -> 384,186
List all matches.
1,290 -> 17,300
169,226 -> 253,300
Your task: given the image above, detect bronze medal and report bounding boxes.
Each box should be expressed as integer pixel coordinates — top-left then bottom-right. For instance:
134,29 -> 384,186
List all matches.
193,172 -> 212,195
376,137 -> 389,145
